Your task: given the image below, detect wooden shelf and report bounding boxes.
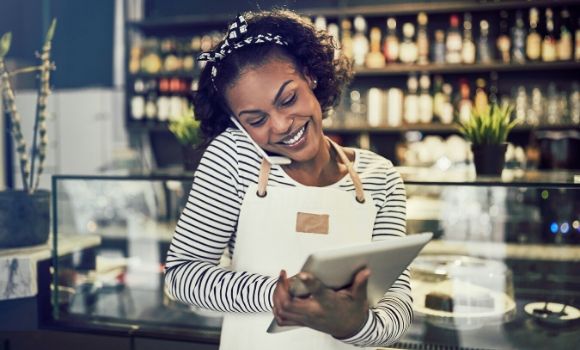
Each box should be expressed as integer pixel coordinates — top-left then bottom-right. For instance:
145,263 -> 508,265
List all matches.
127,0 -> 579,30
355,61 -> 580,76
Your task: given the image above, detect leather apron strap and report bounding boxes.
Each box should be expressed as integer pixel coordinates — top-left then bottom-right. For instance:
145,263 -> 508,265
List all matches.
256,138 -> 366,203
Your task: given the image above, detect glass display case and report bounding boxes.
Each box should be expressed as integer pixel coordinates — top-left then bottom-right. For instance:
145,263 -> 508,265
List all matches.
50,171 -> 580,349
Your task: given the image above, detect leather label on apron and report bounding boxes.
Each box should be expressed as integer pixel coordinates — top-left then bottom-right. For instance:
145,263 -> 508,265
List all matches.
296,212 -> 329,234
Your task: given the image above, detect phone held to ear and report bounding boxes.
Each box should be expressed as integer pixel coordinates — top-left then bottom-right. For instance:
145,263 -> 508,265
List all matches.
230,116 -> 292,165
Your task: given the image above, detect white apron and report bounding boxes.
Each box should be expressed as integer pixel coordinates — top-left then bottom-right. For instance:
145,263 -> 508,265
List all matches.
219,140 -> 378,350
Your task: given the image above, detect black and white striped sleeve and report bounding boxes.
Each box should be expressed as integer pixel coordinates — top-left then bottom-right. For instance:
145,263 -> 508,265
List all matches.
164,132 -> 277,312
340,159 -> 412,347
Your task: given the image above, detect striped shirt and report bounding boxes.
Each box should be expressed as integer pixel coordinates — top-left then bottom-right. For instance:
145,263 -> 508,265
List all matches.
165,128 -> 411,347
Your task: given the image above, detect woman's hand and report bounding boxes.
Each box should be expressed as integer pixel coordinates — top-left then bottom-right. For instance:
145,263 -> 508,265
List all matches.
272,268 -> 370,339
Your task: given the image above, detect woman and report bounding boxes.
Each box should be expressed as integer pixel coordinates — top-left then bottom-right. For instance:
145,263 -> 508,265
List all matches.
165,9 -> 411,349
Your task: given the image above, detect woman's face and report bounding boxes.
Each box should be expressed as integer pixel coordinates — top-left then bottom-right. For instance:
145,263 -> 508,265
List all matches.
224,57 -> 324,163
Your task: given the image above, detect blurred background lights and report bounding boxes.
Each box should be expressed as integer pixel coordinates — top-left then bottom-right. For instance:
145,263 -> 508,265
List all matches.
572,220 -> 580,229
560,222 -> 570,234
550,222 -> 559,234
541,190 -> 549,200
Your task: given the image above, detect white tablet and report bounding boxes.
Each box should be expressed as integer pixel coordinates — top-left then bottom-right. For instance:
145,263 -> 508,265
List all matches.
267,232 -> 433,333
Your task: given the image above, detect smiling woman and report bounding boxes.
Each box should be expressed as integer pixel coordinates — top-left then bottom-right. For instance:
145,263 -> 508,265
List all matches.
164,9 -> 411,350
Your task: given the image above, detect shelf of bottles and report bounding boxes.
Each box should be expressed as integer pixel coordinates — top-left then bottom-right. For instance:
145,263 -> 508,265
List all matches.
126,4 -> 580,131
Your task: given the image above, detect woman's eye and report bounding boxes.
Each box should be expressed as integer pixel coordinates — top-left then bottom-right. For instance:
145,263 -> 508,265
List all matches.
248,116 -> 266,127
281,93 -> 297,107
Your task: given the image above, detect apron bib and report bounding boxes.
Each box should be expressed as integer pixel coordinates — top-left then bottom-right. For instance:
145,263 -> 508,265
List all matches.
219,140 -> 378,350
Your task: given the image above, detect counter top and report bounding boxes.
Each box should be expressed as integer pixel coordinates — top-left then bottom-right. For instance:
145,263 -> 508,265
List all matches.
0,235 -> 101,300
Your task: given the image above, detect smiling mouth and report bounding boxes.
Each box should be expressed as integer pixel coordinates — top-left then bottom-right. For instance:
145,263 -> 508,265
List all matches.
278,121 -> 308,146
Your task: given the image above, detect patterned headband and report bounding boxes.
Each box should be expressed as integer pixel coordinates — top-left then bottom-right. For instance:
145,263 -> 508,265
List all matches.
197,15 -> 288,89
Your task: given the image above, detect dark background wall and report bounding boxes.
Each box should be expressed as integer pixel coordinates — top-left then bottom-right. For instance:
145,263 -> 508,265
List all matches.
0,0 -> 114,89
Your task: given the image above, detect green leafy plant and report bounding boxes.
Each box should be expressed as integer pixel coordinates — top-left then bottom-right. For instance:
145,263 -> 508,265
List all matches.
457,103 -> 519,145
168,108 -> 201,146
0,19 -> 57,193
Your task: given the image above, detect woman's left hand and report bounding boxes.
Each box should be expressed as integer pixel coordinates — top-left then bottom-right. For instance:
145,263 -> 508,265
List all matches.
272,268 -> 371,339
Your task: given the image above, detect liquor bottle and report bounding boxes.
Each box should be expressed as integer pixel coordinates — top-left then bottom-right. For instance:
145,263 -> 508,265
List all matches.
477,20 -> 493,63
557,9 -> 573,61
542,8 -> 557,62
458,80 -> 472,124
145,79 -> 158,120
386,88 -> 403,127
432,30 -> 446,64
526,8 -> 542,61
130,78 -> 146,120
530,87 -> 544,125
314,16 -> 327,31
440,83 -> 454,124
416,12 -> 429,65
496,11 -> 511,63
366,27 -> 386,68
367,87 -> 384,127
545,83 -> 559,124
352,16 -> 369,67
432,75 -> 445,121
514,86 -> 528,124
462,13 -> 476,64
157,78 -> 171,122
404,74 -> 419,124
383,18 -> 399,63
399,23 -> 418,64
570,82 -> 580,124
446,15 -> 462,64
511,11 -> 526,64
341,19 -> 354,61
576,19 -> 580,61
418,74 -> 433,123
327,23 -> 341,59
474,78 -> 488,115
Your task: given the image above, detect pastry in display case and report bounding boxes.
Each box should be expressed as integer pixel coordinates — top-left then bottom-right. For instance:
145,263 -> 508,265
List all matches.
49,172 -> 579,349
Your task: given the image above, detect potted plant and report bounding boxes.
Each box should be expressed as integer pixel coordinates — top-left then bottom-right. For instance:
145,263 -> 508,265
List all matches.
0,20 -> 57,248
457,102 -> 519,176
168,108 -> 203,171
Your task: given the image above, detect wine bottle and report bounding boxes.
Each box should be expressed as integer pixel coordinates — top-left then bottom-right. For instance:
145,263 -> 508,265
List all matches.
458,80 -> 472,124
352,16 -> 369,67
341,19 -> 354,61
477,20 -> 493,63
526,8 -> 541,61
542,8 -> 557,62
417,12 -> 429,65
432,30 -> 446,64
366,27 -> 386,68
418,74 -> 433,123
557,9 -> 573,61
404,74 -> 419,124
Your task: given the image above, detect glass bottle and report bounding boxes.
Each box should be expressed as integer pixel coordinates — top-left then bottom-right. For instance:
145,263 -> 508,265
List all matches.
511,11 -> 526,64
327,23 -> 341,59
496,10 -> 511,63
157,78 -> 171,122
440,83 -> 454,124
446,15 -> 462,64
458,80 -> 472,124
432,75 -> 445,121
576,19 -> 580,61
130,78 -> 146,120
526,8 -> 541,61
474,78 -> 488,115
418,74 -> 433,123
432,30 -> 446,64
400,23 -> 418,64
557,9 -> 573,61
145,79 -> 158,120
545,83 -> 559,124
462,13 -> 476,64
530,87 -> 544,125
404,74 -> 419,124
383,17 -> 399,63
489,72 -> 499,105
366,27 -> 386,68
477,20 -> 493,63
352,16 -> 369,67
314,16 -> 327,31
417,12 -> 430,65
570,82 -> 580,124
387,88 -> 403,127
542,8 -> 557,62
514,86 -> 528,124
341,19 -> 354,61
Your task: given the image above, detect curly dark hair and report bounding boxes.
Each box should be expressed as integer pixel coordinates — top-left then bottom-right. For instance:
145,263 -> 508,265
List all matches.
193,9 -> 353,142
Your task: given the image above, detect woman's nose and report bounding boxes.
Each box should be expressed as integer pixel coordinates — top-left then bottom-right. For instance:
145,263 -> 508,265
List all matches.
269,113 -> 293,134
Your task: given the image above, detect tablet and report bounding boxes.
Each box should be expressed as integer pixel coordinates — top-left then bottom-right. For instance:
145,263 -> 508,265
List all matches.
267,232 -> 433,333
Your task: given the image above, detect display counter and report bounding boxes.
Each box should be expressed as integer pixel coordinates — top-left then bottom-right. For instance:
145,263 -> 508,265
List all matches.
37,171 -> 580,349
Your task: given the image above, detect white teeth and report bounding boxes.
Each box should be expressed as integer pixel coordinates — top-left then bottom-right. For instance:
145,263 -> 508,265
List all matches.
282,124 -> 306,145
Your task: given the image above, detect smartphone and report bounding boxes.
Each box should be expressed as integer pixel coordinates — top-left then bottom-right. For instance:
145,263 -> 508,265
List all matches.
229,116 -> 291,165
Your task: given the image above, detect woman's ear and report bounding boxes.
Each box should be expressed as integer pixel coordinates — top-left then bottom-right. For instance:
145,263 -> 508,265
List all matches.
302,69 -> 318,90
